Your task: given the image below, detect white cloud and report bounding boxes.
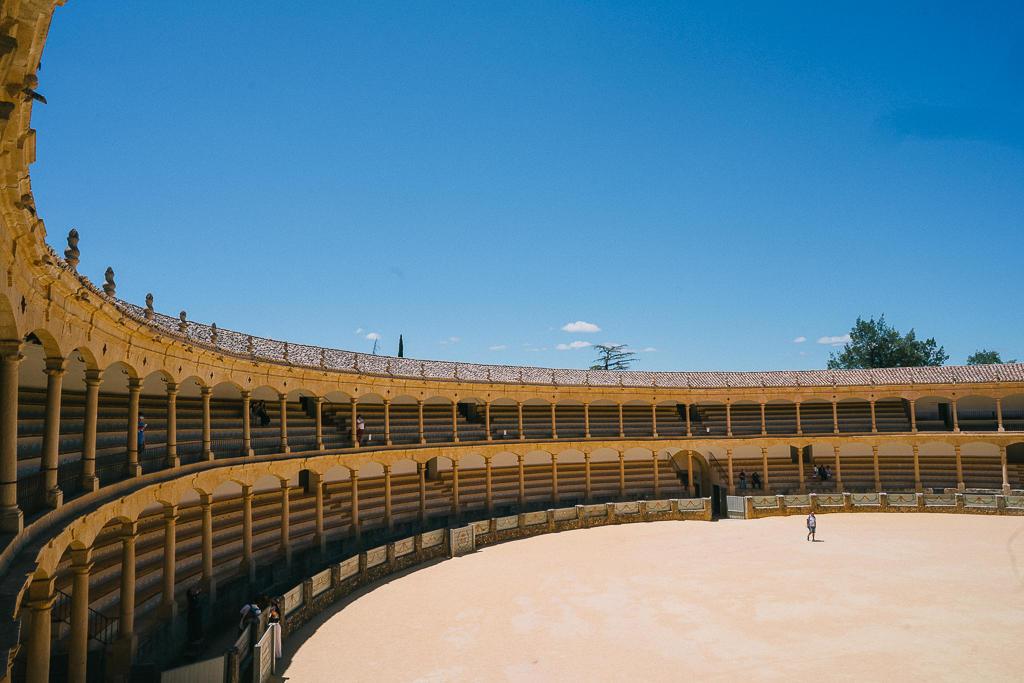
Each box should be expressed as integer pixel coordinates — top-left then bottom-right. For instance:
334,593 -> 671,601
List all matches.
527,347 -> 548,352
555,341 -> 591,350
798,351 -> 809,356
639,347 -> 658,352
365,333 -> 381,340
817,334 -> 851,346
561,321 -> 601,333
489,345 -> 507,350
355,328 -> 363,334
792,336 -> 807,343
439,337 -> 461,345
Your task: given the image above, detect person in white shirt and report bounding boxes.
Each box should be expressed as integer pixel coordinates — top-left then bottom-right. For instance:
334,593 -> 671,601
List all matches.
806,511 -> 817,541
356,414 -> 365,446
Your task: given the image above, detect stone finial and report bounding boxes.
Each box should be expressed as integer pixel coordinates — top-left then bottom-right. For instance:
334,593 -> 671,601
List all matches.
210,323 -> 218,345
64,229 -> 80,270
246,335 -> 254,355
144,293 -> 154,320
283,342 -> 289,362
102,267 -> 115,295
178,311 -> 187,334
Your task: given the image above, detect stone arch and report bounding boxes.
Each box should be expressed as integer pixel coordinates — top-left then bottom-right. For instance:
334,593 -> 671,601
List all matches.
589,447 -> 619,463
669,449 -> 712,495
0,292 -> 18,340
490,451 -> 519,467
523,450 -> 553,466
24,328 -> 64,360
458,453 -> 486,470
556,448 -> 586,464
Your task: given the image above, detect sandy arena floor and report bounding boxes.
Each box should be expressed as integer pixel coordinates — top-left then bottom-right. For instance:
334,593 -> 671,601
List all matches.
279,515 -> 1024,682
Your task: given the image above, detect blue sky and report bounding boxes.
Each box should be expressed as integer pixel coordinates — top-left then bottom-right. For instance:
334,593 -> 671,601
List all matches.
32,1 -> 1023,370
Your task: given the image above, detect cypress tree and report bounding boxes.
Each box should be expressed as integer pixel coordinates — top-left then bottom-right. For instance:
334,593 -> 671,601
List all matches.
398,334 -> 404,358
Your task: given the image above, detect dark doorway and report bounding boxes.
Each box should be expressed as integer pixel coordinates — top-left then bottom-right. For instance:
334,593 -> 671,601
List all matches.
712,484 -> 722,517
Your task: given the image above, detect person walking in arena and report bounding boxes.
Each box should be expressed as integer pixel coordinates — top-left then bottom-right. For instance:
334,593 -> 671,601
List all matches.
806,511 -> 817,541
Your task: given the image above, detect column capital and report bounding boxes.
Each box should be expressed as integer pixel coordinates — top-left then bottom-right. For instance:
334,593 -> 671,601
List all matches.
162,503 -> 178,519
70,562 -> 93,576
280,479 -> 290,491
70,547 -> 92,569
43,357 -> 68,376
200,385 -> 212,396
127,377 -> 142,391
241,484 -> 253,499
85,369 -> 103,385
382,464 -> 391,474
120,525 -> 138,545
416,398 -> 423,405
239,389 -> 250,399
912,445 -> 919,454
199,492 -> 214,508
165,381 -> 179,395
0,340 -> 23,361
416,462 -> 425,472
350,470 -> 359,481
278,392 -> 288,401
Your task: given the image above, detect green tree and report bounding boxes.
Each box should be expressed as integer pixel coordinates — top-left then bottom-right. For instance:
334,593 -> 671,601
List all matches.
966,349 -> 1016,364
590,344 -> 638,371
398,334 -> 404,358
827,315 -> 948,369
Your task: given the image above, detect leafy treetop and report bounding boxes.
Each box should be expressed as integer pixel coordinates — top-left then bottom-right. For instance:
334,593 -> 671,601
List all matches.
966,349 -> 1016,364
590,343 -> 638,371
827,315 -> 948,369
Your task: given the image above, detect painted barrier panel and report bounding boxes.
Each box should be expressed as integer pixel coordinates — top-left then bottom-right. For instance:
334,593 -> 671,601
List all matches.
852,493 -> 880,505
449,525 -> 476,557
338,555 -> 358,581
784,495 -> 810,506
311,569 -> 331,597
253,625 -> 275,683
422,529 -> 445,548
647,500 -> 671,513
553,507 -> 577,522
472,520 -> 491,534
678,498 -> 705,511
282,584 -> 303,616
366,546 -> 387,568
964,494 -> 997,508
816,494 -> 845,506
160,655 -> 225,683
233,624 -> 250,655
583,504 -> 607,518
1006,496 -> 1024,509
614,502 -> 639,515
924,494 -> 956,506
751,496 -> 778,508
495,515 -> 518,531
524,511 -> 547,526
887,493 -> 918,506
394,537 -> 414,557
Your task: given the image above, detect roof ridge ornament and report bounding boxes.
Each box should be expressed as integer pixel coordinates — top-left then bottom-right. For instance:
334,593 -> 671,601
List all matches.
64,230 -> 79,270
144,293 -> 154,321
210,323 -> 218,346
102,267 -> 115,295
178,311 -> 187,334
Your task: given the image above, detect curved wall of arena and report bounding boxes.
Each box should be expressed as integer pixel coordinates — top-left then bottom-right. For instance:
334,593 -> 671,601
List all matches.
1,4 -> 1023,683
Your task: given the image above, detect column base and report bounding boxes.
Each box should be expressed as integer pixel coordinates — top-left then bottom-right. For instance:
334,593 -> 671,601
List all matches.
244,449 -> 254,457
202,450 -> 213,462
45,487 -> 63,509
998,427 -> 1006,432
727,486 -> 735,496
127,464 -> 143,478
957,482 -> 965,492
316,442 -> 325,451
0,506 -> 23,535
914,483 -> 923,493
277,546 -> 292,564
281,445 -> 291,453
238,558 -> 256,582
164,458 -> 180,469
1003,484 -> 1012,495
156,600 -> 178,621
199,576 -> 217,601
111,633 -> 137,683
82,475 -> 100,493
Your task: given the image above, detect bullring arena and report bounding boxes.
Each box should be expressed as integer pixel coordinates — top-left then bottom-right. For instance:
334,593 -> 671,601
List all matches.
0,3 -> 1021,683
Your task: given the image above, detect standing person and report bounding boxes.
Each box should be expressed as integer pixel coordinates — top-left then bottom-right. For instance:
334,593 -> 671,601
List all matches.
138,413 -> 147,454
739,469 -> 747,490
186,586 -> 203,644
356,414 -> 365,446
806,511 -> 817,541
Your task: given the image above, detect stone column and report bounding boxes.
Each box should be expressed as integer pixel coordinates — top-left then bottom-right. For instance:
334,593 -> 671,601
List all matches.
760,403 -> 767,436
239,390 -> 251,457
0,341 -> 23,534
550,403 -> 557,439
618,403 -> 624,438
517,401 -> 524,440
279,393 -> 290,452
41,358 -> 66,508
872,445 -> 881,492
584,402 -> 591,438
834,445 -> 843,492
313,474 -> 326,551
417,463 -> 427,522
683,403 -> 691,436
313,396 -> 323,450
909,399 -> 917,433
127,377 -> 142,477
997,398 -> 1004,432
68,549 -> 92,683
725,402 -> 732,437
115,522 -> 138,667
278,481 -> 291,561
452,402 -> 459,443
350,471 -> 360,538
687,452 -> 694,497
25,577 -> 54,683
350,399 -> 358,447
761,447 -> 770,494
485,456 -> 493,512
158,505 -> 178,619
384,399 -> 392,445
200,494 -> 217,595
795,401 -> 802,435
551,454 -> 558,502
653,451 -> 661,498
518,455 -> 525,505
913,445 -> 922,493
240,485 -> 254,578
584,452 -> 592,501
870,400 -> 877,434
417,399 -> 426,444
726,448 -> 734,495
955,445 -> 964,492
165,381 -> 179,466
82,370 -> 101,492
619,452 -> 626,498
832,401 -> 839,434
383,465 -> 392,529
1000,446 -> 1010,495
797,446 -> 806,494
652,403 -> 659,438
484,401 -> 491,441
451,459 -> 460,518
200,386 -> 212,460
952,399 -> 959,433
